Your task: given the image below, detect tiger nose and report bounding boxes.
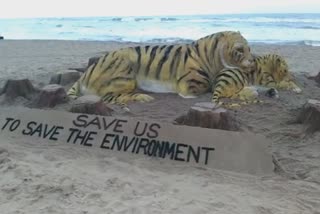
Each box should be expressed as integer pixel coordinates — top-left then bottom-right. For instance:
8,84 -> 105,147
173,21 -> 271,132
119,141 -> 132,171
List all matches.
246,58 -> 255,71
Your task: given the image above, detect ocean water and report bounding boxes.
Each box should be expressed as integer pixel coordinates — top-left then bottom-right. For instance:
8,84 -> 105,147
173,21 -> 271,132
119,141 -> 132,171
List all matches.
0,13 -> 320,46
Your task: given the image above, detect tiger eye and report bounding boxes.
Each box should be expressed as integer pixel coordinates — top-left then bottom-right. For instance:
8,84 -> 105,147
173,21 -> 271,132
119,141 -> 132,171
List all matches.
237,47 -> 244,53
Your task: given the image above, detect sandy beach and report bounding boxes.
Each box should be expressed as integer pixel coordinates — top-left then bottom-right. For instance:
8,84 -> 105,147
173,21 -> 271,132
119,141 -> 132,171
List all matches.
0,39 -> 320,213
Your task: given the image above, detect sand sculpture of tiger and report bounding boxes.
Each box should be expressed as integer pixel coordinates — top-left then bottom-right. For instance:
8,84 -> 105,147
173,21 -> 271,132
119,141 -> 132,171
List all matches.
253,54 -> 301,93
67,31 -> 255,108
211,54 -> 302,106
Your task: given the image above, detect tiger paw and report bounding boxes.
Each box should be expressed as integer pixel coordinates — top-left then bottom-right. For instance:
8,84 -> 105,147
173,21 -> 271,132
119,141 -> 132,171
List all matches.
68,95 -> 79,100
292,87 -> 302,94
251,99 -> 264,104
122,106 -> 131,112
225,99 -> 264,107
223,103 -> 241,108
240,99 -> 264,105
238,86 -> 259,101
133,94 -> 154,103
277,81 -> 302,93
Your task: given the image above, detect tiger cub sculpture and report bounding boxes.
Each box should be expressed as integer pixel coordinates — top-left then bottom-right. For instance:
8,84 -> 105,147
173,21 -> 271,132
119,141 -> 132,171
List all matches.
67,31 -> 254,108
253,54 -> 301,93
211,54 -> 302,106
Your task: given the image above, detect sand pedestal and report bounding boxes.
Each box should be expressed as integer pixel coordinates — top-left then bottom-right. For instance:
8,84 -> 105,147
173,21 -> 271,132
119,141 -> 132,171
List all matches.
175,102 -> 239,131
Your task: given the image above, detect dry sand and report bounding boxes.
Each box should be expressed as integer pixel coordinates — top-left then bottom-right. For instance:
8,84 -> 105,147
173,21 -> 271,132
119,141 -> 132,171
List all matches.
0,39 -> 320,213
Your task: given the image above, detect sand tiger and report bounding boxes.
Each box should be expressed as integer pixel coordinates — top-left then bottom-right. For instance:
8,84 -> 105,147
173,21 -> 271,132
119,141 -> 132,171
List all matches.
67,31 -> 255,108
211,54 -> 302,106
253,54 -> 301,93
212,67 -> 275,106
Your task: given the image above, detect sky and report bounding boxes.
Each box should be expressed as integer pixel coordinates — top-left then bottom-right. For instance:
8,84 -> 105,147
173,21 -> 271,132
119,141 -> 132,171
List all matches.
0,0 -> 319,18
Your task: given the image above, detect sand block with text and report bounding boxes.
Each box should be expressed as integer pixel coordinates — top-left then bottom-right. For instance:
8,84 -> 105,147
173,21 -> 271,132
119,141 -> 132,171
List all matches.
0,107 -> 274,175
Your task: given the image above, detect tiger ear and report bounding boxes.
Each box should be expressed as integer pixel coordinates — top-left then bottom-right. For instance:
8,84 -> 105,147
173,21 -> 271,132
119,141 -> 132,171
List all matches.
233,43 -> 245,54
233,42 -> 244,48
276,57 -> 282,65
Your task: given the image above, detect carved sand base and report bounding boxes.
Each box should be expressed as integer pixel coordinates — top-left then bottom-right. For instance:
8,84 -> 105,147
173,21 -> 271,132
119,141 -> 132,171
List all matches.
297,99 -> 320,134
49,70 -> 81,86
35,84 -> 68,108
69,95 -> 113,116
174,102 -> 239,131
1,79 -> 38,100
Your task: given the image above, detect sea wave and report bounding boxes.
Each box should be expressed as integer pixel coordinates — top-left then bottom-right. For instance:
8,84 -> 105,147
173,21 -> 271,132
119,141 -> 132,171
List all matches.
98,16 -> 180,22
145,37 -> 193,43
101,15 -> 320,30
299,26 -> 320,29
249,40 -> 320,46
207,17 -> 320,24
302,40 -> 320,46
134,17 -> 153,22
1,14 -> 319,45
111,18 -> 122,22
252,22 -> 320,29
160,17 -> 179,22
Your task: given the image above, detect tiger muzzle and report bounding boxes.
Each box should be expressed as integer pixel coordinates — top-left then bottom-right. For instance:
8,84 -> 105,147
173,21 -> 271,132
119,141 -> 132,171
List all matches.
241,58 -> 255,72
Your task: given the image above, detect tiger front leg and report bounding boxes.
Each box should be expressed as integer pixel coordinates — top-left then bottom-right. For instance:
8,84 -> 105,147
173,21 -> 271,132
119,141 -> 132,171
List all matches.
211,67 -> 263,108
277,80 -> 302,93
176,70 -> 210,99
212,86 -> 262,108
211,68 -> 249,107
236,86 -> 263,104
102,92 -> 154,112
98,77 -> 154,107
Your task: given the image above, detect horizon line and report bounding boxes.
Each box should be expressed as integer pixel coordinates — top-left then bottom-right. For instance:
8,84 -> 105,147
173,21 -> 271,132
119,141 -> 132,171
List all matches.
1,12 -> 320,20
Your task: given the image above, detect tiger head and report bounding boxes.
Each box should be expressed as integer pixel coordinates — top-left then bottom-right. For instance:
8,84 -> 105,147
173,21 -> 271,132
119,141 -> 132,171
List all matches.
217,31 -> 255,73
270,55 -> 291,82
259,54 -> 302,93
